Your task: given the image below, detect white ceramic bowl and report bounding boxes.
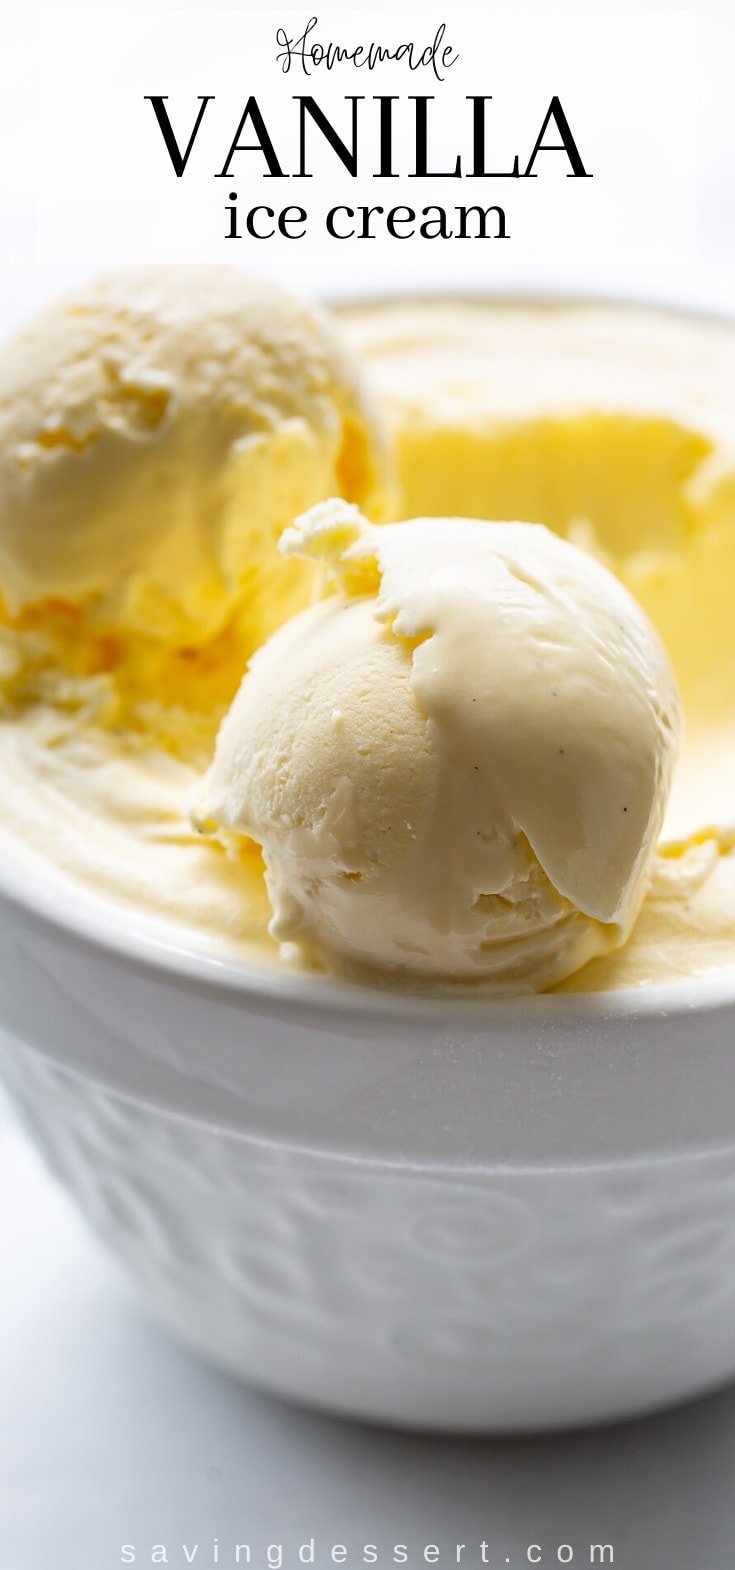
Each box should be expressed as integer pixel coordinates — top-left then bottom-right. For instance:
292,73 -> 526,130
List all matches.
2,288 -> 735,1432
1,827 -> 735,1433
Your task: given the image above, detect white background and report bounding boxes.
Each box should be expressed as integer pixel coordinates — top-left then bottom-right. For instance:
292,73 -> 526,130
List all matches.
1,0 -> 734,320
26,6 -> 697,268
2,1 -> 735,1567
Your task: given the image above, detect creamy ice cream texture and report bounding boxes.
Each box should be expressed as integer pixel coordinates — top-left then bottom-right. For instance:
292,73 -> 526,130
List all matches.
0,267 -> 390,731
193,503 -> 681,990
0,282 -> 732,994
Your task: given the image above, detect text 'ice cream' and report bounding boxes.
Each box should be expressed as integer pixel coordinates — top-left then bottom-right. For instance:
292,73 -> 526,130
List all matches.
193,502 -> 681,991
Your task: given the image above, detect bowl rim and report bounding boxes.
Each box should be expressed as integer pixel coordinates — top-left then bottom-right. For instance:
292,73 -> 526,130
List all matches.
0,795 -> 733,1030
329,281 -> 735,327
1,283 -> 734,1028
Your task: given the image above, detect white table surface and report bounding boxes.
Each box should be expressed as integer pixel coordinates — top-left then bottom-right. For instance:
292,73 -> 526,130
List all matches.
3,1089 -> 735,1570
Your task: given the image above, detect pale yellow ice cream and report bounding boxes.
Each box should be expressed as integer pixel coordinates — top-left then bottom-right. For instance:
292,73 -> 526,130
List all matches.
0,267 -> 390,736
339,299 -> 735,992
192,502 -> 682,991
0,290 -> 732,995
339,300 -> 735,720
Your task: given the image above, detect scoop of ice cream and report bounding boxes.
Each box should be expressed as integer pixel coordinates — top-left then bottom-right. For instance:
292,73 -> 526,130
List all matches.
192,502 -> 682,992
0,268 -> 390,649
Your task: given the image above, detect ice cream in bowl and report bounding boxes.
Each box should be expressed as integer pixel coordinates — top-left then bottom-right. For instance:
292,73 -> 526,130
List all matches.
0,267 -> 734,1431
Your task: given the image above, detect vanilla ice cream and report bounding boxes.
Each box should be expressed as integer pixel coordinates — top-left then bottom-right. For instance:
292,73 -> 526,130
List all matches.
0,289 -> 732,996
193,502 -> 681,991
0,267 -> 390,728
